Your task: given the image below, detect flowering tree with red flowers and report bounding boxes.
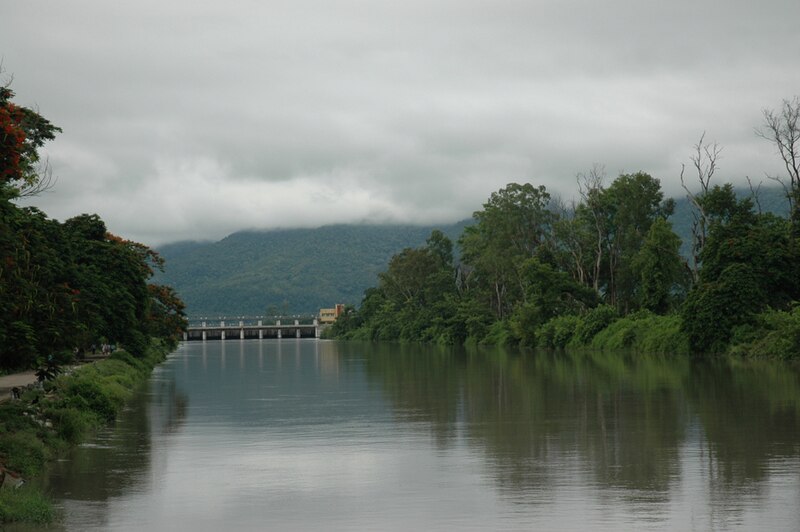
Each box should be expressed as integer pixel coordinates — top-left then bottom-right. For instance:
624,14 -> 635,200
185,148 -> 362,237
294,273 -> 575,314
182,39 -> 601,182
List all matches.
1,77 -> 186,370
0,83 -> 61,197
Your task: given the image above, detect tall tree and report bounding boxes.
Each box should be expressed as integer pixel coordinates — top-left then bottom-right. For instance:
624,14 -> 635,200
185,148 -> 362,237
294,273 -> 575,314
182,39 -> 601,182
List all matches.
632,218 -> 686,313
599,172 -> 674,312
459,183 -> 554,319
371,231 -> 459,342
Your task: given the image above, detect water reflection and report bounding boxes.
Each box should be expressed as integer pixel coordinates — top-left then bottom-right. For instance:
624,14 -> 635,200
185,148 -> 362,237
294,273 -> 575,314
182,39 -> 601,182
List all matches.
39,341 -> 800,531
42,378 -> 187,501
360,344 -> 800,523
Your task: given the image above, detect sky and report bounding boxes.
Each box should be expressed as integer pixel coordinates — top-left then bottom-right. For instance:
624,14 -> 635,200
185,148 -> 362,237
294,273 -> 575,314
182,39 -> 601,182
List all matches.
3,0 -> 800,246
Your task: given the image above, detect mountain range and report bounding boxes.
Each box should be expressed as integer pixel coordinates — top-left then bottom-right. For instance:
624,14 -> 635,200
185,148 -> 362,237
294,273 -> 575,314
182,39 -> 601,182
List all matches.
154,222 -> 470,317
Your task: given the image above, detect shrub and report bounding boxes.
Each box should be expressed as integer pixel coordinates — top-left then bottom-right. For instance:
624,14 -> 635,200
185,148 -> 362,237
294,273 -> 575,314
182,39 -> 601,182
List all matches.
0,402 -> 40,434
537,315 -> 581,349
44,408 -> 94,444
590,312 -> 689,354
571,305 -> 618,346
0,432 -> 48,477
34,356 -> 62,383
730,307 -> 800,359
60,378 -> 118,422
591,316 -> 639,350
637,314 -> 689,355
481,320 -> 514,346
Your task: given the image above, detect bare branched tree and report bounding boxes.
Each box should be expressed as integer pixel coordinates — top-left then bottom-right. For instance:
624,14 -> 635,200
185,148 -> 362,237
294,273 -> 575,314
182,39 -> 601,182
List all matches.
680,132 -> 722,283
16,157 -> 57,197
746,175 -> 763,214
551,195 -> 587,285
756,96 -> 800,229
577,163 -> 606,292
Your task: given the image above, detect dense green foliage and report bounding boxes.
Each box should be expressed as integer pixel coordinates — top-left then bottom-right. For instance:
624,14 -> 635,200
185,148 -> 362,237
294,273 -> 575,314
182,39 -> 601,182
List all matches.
729,307 -> 800,360
334,169 -> 800,357
0,83 -> 187,371
0,341 -> 171,524
680,186 -> 800,353
334,173 -> 689,348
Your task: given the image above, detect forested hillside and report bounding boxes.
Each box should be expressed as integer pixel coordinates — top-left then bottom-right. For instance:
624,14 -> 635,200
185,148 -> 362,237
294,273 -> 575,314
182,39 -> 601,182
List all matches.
155,222 -> 469,316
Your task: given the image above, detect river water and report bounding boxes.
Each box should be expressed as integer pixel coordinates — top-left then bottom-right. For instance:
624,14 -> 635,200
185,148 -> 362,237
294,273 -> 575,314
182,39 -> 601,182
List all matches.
37,339 -> 800,531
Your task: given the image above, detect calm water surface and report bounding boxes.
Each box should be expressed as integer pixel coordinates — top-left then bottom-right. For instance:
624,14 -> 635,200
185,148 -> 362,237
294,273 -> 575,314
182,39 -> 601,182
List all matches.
37,340 -> 800,531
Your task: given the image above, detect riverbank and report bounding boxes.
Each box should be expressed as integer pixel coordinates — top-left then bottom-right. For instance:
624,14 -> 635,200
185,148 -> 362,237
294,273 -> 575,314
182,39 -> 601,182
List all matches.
333,303 -> 800,360
0,339 -> 174,525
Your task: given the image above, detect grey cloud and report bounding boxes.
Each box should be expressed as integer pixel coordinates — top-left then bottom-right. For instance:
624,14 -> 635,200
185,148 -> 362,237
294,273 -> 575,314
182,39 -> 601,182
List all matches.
3,0 -> 800,245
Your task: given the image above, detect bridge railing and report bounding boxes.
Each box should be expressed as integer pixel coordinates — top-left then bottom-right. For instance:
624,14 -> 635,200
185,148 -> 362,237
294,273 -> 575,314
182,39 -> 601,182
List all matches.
186,315 -> 317,328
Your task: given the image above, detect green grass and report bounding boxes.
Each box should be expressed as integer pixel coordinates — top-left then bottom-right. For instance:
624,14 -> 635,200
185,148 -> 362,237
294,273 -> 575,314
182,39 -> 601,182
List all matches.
0,486 -> 56,524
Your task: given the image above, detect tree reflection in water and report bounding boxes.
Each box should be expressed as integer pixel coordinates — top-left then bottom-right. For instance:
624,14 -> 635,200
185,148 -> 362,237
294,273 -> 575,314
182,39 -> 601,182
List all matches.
39,375 -> 188,506
358,343 -> 800,509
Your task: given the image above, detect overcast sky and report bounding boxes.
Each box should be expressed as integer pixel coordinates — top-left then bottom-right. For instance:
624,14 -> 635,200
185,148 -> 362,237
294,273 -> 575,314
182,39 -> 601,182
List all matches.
4,1 -> 800,246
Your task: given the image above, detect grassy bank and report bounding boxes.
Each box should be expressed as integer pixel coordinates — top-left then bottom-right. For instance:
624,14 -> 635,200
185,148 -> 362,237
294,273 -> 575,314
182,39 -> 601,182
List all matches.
0,339 -> 173,525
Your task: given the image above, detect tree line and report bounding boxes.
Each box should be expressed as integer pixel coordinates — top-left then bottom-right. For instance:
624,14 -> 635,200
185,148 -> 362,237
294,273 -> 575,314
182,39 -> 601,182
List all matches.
0,81 -> 187,371
331,98 -> 800,357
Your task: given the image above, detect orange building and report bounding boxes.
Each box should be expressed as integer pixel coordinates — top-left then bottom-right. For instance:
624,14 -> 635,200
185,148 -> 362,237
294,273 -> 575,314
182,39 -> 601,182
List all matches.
319,304 -> 345,324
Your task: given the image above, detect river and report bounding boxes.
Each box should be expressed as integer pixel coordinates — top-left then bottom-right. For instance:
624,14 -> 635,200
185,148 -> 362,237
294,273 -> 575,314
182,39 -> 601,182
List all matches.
35,339 -> 800,531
